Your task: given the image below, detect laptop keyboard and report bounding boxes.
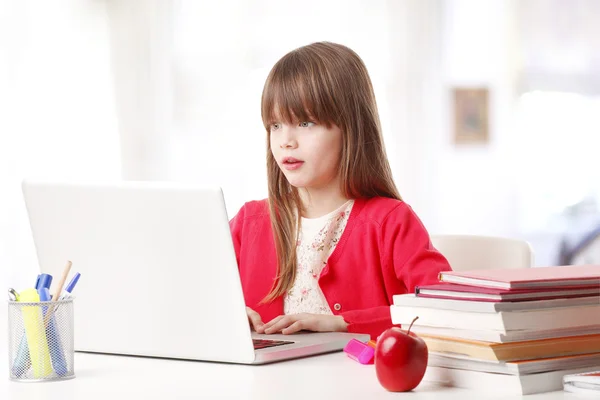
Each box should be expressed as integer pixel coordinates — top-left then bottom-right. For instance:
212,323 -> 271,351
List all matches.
253,339 -> 295,350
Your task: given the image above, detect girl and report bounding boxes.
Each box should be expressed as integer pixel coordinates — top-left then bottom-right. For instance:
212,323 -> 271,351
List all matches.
230,42 -> 451,339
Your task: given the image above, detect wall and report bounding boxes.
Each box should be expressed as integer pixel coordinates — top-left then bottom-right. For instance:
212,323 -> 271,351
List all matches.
433,0 -> 521,239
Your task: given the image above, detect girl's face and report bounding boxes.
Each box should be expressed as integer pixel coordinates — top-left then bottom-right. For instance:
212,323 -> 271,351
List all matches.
269,119 -> 343,191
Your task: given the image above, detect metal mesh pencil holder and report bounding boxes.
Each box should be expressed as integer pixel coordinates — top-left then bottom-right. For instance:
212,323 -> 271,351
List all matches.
7,298 -> 75,382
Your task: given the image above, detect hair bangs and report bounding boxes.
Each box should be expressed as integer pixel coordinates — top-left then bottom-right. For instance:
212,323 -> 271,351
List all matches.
261,54 -> 336,129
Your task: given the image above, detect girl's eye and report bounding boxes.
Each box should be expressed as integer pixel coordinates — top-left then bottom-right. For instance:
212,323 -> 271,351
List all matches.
271,123 -> 281,131
299,121 -> 315,128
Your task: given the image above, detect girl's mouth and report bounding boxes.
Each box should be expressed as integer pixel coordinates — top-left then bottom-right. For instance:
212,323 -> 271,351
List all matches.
282,157 -> 304,171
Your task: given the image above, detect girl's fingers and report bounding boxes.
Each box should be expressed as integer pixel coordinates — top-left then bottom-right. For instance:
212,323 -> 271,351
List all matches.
281,320 -> 306,335
264,315 -> 295,334
262,315 -> 285,330
246,308 -> 264,332
251,315 -> 264,333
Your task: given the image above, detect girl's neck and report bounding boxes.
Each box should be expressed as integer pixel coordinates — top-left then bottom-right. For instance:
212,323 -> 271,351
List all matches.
299,182 -> 350,219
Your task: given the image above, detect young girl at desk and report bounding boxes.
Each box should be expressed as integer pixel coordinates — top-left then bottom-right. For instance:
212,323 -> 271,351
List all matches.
230,42 -> 451,339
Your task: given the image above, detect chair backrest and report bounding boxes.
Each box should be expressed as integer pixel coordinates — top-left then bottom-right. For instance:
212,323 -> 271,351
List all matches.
430,234 -> 534,271
570,235 -> 600,265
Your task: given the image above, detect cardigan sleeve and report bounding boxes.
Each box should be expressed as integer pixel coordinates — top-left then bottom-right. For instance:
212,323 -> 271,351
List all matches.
341,203 -> 452,338
341,306 -> 396,338
383,203 -> 452,293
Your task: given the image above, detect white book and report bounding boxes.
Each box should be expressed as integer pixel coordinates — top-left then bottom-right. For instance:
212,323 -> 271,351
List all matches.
409,324 -> 600,343
428,352 -> 600,375
390,303 -> 600,331
393,293 -> 600,313
563,370 -> 600,395
423,365 -> 600,395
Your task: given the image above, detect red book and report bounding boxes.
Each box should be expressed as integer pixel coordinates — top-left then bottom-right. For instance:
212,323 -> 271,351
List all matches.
438,265 -> 600,290
415,283 -> 600,302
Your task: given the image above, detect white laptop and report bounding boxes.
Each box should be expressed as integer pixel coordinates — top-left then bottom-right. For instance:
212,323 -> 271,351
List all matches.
21,180 -> 369,364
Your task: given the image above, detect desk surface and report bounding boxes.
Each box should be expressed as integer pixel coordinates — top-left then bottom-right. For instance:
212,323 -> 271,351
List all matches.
0,306 -> 584,400
0,351 -> 585,400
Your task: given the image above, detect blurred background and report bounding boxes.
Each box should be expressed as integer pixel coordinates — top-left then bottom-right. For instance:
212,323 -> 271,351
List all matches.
1,0 -> 600,291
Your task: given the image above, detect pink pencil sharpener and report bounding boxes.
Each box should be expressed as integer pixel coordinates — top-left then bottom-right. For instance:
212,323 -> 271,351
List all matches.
343,338 -> 375,365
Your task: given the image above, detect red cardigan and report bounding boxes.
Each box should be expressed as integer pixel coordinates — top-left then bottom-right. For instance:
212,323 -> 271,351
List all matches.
229,197 -> 451,339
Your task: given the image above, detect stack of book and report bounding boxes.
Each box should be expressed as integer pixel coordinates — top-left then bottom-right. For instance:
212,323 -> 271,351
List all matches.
391,265 -> 600,395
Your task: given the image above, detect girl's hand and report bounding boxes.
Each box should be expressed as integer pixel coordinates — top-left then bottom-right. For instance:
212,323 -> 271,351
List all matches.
262,313 -> 348,335
246,307 -> 265,333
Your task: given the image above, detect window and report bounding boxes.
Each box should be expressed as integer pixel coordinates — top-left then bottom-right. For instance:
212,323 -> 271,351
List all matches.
515,91 -> 600,234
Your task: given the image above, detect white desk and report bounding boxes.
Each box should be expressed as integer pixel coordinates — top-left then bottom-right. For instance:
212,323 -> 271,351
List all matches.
0,306 -> 583,400
0,352 -> 584,400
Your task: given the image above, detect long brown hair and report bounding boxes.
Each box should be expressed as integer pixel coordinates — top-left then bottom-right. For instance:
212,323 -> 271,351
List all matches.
261,42 -> 401,302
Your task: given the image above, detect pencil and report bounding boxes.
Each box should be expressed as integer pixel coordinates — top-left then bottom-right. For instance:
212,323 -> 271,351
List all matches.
52,260 -> 72,301
43,260 -> 72,326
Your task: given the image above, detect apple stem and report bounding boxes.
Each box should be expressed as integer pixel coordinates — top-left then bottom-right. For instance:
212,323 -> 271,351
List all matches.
407,316 -> 419,335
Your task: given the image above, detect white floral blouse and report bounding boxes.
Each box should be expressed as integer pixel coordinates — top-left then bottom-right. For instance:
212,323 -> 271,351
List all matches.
283,200 -> 355,315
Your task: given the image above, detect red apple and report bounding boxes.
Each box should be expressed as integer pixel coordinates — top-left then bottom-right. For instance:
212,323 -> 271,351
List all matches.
375,317 -> 428,392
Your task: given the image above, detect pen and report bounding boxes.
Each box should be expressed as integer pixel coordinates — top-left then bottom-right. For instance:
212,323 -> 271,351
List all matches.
39,288 -> 68,376
43,261 -> 72,326
52,261 -> 72,301
59,272 -> 80,300
10,288 -> 30,377
35,273 -> 53,292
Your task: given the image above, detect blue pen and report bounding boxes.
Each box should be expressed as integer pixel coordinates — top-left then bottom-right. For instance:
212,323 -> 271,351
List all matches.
10,288 -> 30,378
35,273 -> 53,292
59,272 -> 81,300
39,288 -> 68,376
53,272 -> 80,313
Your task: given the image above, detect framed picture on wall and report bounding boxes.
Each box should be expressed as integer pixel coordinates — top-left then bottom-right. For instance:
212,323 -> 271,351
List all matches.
453,87 -> 489,145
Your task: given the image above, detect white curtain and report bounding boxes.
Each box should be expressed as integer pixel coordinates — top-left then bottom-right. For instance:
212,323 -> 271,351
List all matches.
106,0 -> 174,180
0,0 -> 120,294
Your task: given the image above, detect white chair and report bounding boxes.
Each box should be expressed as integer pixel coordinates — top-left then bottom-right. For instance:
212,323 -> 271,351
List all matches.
430,234 -> 535,271
570,236 -> 600,265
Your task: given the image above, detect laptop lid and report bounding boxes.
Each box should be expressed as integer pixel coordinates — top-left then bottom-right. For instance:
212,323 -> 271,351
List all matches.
22,180 -> 257,364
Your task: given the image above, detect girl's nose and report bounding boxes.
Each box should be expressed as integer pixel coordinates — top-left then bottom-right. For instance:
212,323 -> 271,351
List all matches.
279,127 -> 298,149
280,140 -> 296,149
